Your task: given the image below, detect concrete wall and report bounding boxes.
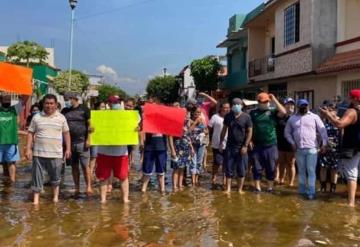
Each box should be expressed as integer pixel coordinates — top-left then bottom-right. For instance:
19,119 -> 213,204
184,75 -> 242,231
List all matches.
311,0 -> 337,69
287,75 -> 337,108
275,0 -> 312,54
248,28 -> 266,61
0,46 -> 55,67
336,0 -> 360,53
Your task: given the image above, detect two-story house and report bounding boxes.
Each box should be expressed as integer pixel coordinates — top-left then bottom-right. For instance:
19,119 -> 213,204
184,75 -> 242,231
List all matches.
317,0 -> 360,99
217,3 -> 266,99
245,0 -> 339,108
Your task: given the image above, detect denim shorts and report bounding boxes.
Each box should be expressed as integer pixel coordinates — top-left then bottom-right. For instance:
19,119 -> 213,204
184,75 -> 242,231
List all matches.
0,144 -> 20,163
253,144 -> 278,181
67,142 -> 90,168
142,150 -> 167,176
224,147 -> 248,178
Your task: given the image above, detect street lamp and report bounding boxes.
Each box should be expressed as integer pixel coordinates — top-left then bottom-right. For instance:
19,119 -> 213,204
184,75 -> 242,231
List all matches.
68,0 -> 78,89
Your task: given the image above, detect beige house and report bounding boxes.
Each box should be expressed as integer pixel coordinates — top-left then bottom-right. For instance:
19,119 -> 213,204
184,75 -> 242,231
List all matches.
241,0 -> 360,108
317,0 -> 360,100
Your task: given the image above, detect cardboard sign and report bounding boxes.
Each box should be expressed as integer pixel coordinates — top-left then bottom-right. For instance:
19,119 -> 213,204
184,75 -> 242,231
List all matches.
90,110 -> 139,145
142,103 -> 186,137
0,62 -> 33,95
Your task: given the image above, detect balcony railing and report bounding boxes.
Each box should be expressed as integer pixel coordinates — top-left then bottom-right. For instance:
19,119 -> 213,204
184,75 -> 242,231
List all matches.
248,55 -> 275,78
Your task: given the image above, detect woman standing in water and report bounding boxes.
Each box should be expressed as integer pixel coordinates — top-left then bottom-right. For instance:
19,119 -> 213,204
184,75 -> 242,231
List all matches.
189,107 -> 208,186
169,103 -> 194,191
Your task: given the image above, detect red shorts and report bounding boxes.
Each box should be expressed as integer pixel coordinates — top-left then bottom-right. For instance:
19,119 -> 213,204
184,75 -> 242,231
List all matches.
96,154 -> 129,181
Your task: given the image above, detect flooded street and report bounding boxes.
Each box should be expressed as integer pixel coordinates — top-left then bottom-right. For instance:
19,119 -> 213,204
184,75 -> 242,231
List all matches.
1,152 -> 360,247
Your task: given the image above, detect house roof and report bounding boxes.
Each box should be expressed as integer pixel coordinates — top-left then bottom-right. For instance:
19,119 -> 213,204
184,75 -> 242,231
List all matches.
317,49 -> 360,74
241,3 -> 266,28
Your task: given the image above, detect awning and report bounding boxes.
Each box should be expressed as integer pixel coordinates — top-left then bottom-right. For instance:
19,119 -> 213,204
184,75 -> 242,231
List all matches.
217,29 -> 247,48
317,49 -> 360,74
0,62 -> 33,95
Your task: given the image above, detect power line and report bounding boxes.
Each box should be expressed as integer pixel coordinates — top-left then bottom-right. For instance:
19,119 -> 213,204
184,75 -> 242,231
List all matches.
77,0 -> 157,21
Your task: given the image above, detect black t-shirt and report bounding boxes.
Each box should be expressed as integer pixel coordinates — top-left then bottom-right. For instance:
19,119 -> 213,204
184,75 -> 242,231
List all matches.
276,114 -> 292,152
61,105 -> 90,144
223,112 -> 253,149
144,133 -> 167,151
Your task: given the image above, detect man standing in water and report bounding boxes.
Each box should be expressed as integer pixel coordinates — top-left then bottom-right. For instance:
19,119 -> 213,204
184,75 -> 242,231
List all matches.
285,99 -> 328,200
250,92 -> 286,192
320,89 -> 360,207
0,95 -> 20,183
26,94 -> 71,204
208,102 -> 230,186
220,98 -> 253,194
61,92 -> 92,195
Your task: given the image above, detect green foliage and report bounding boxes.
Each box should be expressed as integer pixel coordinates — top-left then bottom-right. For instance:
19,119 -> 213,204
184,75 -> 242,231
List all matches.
52,70 -> 89,95
98,84 -> 127,102
146,75 -> 179,104
6,40 -> 49,66
190,56 -> 221,91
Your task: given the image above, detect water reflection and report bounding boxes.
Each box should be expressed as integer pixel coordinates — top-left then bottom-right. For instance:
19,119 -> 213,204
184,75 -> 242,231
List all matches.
1,156 -> 360,246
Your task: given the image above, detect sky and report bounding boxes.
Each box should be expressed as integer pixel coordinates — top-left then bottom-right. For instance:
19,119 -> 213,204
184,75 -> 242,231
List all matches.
0,0 -> 263,95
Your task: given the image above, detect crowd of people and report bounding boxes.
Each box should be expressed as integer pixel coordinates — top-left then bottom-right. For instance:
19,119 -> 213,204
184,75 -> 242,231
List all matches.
1,89 -> 360,207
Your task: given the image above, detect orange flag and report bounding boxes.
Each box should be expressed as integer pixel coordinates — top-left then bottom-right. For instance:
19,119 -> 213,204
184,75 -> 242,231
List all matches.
0,62 -> 33,95
142,103 -> 186,137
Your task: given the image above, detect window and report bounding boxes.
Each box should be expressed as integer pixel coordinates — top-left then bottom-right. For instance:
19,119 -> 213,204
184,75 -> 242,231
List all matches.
342,80 -> 360,98
284,2 -> 300,46
294,90 -> 314,109
271,37 -> 275,55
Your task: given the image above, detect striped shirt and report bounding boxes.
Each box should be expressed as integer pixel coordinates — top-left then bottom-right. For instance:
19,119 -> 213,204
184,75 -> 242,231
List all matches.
28,111 -> 69,158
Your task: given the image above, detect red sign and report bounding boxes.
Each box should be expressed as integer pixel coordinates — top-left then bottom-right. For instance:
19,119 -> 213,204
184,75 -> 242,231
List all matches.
142,103 -> 186,137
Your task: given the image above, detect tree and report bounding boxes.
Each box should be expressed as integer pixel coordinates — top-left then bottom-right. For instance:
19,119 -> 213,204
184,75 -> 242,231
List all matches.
146,75 -> 179,104
190,56 -> 221,92
98,84 -> 127,102
52,70 -> 89,95
6,40 -> 49,67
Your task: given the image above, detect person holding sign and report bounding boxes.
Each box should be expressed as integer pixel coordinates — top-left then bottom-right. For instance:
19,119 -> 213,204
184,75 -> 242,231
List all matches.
0,95 -> 20,183
95,96 -> 131,203
140,132 -> 168,193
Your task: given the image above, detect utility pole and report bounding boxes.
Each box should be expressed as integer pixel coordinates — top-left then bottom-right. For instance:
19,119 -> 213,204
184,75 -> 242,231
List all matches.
68,0 -> 78,90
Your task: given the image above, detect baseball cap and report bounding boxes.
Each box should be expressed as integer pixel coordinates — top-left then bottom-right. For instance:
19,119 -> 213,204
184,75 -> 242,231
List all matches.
350,89 -> 360,99
284,97 -> 295,105
108,95 -> 120,104
64,92 -> 79,100
232,98 -> 243,105
297,99 -> 309,107
257,92 -> 270,103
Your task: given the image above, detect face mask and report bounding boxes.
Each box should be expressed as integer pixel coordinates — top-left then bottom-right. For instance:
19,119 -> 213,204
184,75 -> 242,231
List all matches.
111,103 -> 121,110
258,103 -> 270,111
1,103 -> 11,108
232,104 -> 242,114
299,107 -> 308,114
286,107 -> 295,115
64,101 -> 71,108
32,111 -> 39,116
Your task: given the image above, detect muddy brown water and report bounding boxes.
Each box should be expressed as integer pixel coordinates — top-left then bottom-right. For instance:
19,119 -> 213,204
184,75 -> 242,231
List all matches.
1,149 -> 360,246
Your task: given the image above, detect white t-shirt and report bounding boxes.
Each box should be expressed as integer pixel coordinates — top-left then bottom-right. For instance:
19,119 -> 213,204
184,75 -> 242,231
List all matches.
208,113 -> 227,149
97,146 -> 128,156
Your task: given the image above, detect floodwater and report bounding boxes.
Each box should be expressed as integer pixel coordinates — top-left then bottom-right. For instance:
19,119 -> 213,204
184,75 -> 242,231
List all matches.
1,150 -> 360,246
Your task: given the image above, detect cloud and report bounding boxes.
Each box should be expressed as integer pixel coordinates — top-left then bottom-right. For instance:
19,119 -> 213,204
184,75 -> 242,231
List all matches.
96,64 -> 147,95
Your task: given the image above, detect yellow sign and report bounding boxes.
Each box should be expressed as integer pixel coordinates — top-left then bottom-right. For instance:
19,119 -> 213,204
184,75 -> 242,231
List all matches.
90,110 -> 139,145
